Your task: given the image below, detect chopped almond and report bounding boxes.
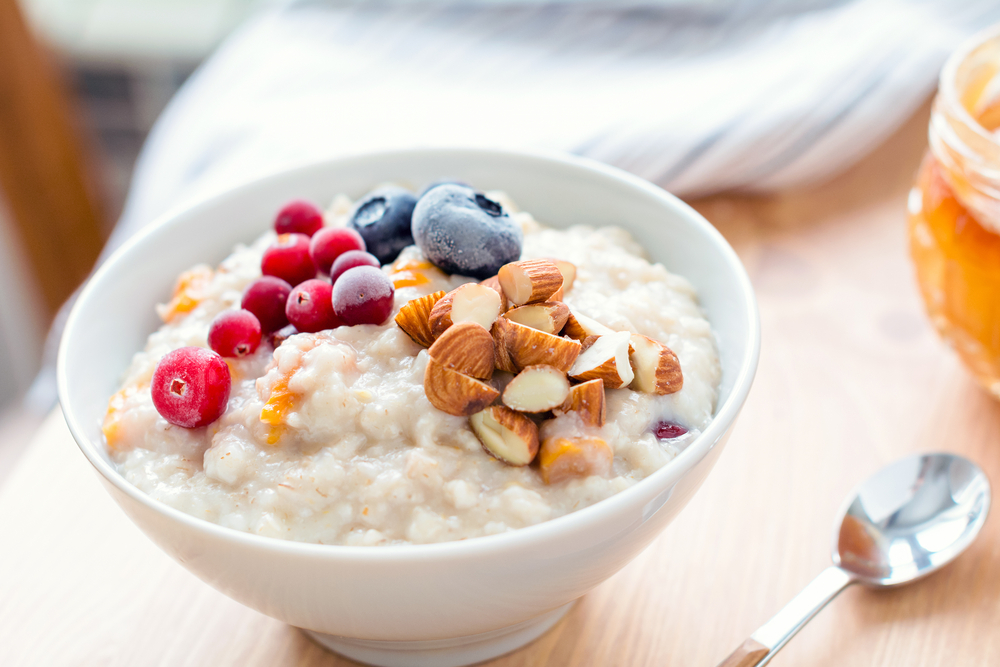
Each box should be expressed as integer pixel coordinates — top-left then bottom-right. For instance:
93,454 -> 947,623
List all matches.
470,405 -> 539,466
429,283 -> 502,338
424,360 -> 499,416
562,308 -> 614,341
554,378 -> 606,427
629,334 -> 683,395
394,290 -> 446,347
500,318 -> 582,373
504,301 -> 570,335
498,259 -> 563,306
538,436 -> 613,484
568,331 -> 634,388
491,318 -> 520,373
544,259 -> 577,294
427,321 -> 495,380
502,365 -> 571,413
479,275 -> 509,312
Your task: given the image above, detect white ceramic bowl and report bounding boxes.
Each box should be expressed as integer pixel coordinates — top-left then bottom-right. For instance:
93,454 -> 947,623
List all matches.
58,148 -> 759,667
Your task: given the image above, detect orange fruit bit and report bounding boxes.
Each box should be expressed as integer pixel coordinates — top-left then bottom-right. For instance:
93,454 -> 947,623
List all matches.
538,436 -> 612,485
102,384 -> 145,449
390,258 -> 435,289
157,265 -> 214,323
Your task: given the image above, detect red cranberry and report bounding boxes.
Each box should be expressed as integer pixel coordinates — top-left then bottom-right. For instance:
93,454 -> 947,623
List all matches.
275,200 -> 324,237
654,421 -> 688,439
241,276 -> 292,332
309,227 -> 366,274
151,347 -> 231,428
332,265 -> 395,326
268,323 -> 298,348
286,279 -> 340,333
261,233 -> 316,286
208,310 -> 262,358
330,250 -> 380,283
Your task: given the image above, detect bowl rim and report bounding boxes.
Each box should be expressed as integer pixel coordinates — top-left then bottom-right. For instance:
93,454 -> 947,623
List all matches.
57,146 -> 760,562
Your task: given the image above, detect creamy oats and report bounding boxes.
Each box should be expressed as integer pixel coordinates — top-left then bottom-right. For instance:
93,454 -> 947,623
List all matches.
103,195 -> 720,545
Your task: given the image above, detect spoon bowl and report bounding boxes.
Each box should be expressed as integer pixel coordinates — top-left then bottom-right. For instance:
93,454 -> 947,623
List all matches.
835,453 -> 990,587
719,452 -> 991,667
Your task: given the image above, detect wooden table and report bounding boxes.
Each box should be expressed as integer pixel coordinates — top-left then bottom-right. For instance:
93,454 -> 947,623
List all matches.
2,100 -> 999,667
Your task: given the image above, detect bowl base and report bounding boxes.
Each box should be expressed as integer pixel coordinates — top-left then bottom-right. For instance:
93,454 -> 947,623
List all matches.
302,601 -> 575,667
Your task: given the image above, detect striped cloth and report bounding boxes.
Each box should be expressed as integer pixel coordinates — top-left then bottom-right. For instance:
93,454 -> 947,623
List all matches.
107,0 -> 1000,255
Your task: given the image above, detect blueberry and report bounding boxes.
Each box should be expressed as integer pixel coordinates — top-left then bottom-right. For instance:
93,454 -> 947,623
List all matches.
411,185 -> 522,279
419,178 -> 469,197
347,186 -> 417,265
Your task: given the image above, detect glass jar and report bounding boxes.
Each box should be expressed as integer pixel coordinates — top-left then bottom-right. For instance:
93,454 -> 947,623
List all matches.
909,25 -> 1000,398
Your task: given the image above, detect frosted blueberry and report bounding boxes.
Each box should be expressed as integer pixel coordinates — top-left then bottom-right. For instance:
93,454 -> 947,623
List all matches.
347,186 -> 417,265
411,185 -> 522,279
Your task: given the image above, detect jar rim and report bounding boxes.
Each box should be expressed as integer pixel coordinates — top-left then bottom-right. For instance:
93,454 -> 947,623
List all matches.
938,22 -> 1000,150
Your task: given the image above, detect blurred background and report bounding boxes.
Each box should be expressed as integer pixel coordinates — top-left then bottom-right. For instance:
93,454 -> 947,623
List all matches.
1,0 -> 998,477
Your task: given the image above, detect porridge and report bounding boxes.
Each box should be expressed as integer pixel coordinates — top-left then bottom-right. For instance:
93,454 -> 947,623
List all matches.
102,182 -> 721,545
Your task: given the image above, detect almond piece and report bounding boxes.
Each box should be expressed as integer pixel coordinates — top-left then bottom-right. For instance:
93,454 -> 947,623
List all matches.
550,259 -> 577,292
554,378 -> 606,427
568,331 -> 634,388
538,436 -> 613,484
562,308 -> 614,341
479,275 -> 509,312
629,334 -> 683,395
498,259 -> 563,306
424,360 -> 499,416
470,405 -> 539,466
428,321 -> 495,380
502,365 -> 571,413
429,283 -> 503,338
394,290 -> 446,347
505,301 -> 570,335
491,318 -> 519,373
502,318 -> 582,373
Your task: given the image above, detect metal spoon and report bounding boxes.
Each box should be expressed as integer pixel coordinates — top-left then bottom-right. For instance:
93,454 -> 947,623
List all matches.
717,452 -> 991,667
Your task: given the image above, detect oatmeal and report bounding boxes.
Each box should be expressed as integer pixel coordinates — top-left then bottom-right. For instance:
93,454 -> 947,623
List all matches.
104,185 -> 720,545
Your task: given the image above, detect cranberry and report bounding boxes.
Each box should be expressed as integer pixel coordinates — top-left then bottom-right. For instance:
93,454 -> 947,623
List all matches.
151,347 -> 231,428
268,323 -> 298,348
309,227 -> 366,274
332,265 -> 395,326
654,421 -> 688,439
330,250 -> 380,283
286,279 -> 340,333
241,276 -> 292,332
274,200 -> 324,237
261,233 -> 316,286
208,310 -> 262,358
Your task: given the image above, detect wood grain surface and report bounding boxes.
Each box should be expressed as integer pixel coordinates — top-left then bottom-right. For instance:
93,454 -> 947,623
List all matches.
2,100 -> 1000,667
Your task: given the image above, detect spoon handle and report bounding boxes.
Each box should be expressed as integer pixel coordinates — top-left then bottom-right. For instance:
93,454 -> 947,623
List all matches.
716,566 -> 854,667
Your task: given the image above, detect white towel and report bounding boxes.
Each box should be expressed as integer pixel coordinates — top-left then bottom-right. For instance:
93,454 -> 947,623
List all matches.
107,0 -> 1000,254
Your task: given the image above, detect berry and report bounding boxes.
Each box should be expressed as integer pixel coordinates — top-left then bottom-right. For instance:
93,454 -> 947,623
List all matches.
261,233 -> 316,286
275,200 -> 324,237
654,421 -> 688,439
151,347 -> 231,428
309,226 -> 366,274
411,184 -> 522,279
268,323 -> 298,348
332,266 -> 395,326
242,276 -> 292,332
419,178 -> 469,197
347,187 -> 417,265
286,279 -> 340,333
330,250 -> 380,283
208,310 -> 262,358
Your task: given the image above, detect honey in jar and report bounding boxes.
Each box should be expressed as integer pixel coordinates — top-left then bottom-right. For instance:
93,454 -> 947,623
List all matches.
909,26 -> 1000,398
